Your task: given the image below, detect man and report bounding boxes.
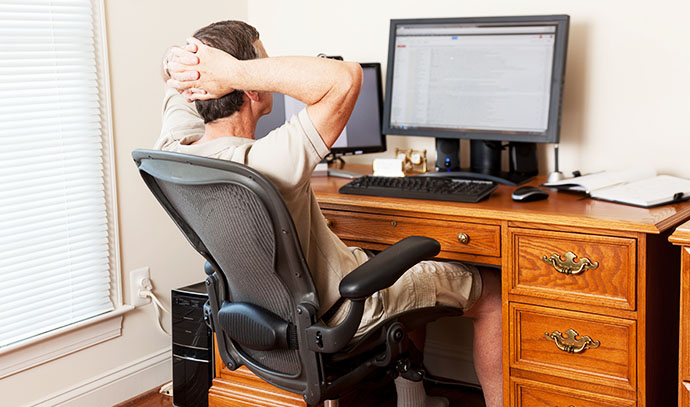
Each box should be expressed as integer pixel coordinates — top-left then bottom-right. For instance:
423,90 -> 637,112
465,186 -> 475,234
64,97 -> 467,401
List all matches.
158,20 -> 502,407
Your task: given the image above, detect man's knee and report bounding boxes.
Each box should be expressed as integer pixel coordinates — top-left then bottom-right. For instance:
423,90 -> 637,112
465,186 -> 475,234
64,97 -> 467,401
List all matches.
465,266 -> 501,319
478,266 -> 501,301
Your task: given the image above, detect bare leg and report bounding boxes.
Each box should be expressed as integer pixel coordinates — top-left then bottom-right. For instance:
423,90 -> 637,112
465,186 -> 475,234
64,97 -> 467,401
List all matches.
462,266 -> 503,407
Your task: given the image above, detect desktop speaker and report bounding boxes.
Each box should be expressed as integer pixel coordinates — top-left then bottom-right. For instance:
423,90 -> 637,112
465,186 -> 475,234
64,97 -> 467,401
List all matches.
435,138 -> 460,171
509,142 -> 539,175
470,140 -> 503,174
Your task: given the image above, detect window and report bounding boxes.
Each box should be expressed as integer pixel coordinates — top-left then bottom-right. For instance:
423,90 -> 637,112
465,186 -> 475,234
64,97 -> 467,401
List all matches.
0,0 -> 124,373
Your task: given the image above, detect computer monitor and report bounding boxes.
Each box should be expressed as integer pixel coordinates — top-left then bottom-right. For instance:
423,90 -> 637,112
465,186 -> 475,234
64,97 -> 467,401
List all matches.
255,62 -> 385,158
382,15 -> 569,185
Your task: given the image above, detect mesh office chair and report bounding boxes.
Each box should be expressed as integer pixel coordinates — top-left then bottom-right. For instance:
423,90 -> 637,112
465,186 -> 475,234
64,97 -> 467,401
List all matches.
133,149 -> 463,405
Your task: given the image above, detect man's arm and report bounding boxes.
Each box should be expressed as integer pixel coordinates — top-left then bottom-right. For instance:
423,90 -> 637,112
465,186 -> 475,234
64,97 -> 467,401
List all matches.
165,38 -> 362,149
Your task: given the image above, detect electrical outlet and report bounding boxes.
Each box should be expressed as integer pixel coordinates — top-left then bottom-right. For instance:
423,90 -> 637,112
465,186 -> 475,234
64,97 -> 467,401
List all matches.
129,266 -> 152,307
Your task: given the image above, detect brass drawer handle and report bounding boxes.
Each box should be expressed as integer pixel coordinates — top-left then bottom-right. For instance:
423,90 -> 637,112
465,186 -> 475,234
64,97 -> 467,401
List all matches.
325,218 -> 333,228
457,233 -> 470,244
545,328 -> 600,354
542,251 -> 599,275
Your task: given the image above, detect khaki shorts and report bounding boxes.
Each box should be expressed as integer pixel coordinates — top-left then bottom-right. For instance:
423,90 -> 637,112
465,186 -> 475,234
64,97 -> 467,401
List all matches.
329,250 -> 483,339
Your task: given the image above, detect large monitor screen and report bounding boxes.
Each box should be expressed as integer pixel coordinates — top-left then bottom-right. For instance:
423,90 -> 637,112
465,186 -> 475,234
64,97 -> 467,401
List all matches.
255,62 -> 385,155
382,15 -> 569,143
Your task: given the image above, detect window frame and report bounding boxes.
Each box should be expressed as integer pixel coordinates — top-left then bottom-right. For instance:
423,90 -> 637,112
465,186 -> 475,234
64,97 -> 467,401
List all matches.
0,0 -> 130,378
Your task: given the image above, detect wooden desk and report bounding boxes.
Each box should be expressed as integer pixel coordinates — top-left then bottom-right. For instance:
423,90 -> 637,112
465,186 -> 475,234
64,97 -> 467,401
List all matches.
210,168 -> 690,407
313,169 -> 690,407
670,220 -> 690,407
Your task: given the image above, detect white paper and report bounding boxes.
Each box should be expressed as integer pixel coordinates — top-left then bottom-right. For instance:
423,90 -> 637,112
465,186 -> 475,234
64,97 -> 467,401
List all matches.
543,167 -> 656,194
591,175 -> 690,207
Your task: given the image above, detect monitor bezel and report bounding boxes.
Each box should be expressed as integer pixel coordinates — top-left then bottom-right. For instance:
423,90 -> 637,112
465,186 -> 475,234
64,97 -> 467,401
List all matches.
329,62 -> 386,156
381,15 -> 570,144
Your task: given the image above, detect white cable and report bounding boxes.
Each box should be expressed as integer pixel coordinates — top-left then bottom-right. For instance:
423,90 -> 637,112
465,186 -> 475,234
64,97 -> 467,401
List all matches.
148,290 -> 171,315
159,381 -> 173,397
140,289 -> 171,336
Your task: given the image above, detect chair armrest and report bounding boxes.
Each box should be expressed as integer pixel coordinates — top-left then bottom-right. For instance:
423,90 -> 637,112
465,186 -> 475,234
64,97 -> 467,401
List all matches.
305,236 -> 440,353
339,236 -> 441,300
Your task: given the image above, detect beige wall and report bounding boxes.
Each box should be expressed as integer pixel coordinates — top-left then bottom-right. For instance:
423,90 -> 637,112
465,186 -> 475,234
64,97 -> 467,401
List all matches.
248,0 -> 690,177
1,1 -> 246,406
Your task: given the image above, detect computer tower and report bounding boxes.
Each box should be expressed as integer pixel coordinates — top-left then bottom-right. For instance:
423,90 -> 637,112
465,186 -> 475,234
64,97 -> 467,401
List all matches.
171,282 -> 213,407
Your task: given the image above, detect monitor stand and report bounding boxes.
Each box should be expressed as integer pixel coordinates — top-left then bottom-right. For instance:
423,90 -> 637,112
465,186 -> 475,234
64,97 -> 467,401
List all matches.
426,139 -> 537,186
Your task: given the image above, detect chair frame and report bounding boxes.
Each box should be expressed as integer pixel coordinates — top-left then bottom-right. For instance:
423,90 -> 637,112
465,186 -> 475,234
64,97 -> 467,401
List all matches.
133,149 -> 462,405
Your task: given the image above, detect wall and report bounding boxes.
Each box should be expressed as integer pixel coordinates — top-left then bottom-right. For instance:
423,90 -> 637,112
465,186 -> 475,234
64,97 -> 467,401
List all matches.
248,0 -> 690,177
0,1 -> 246,406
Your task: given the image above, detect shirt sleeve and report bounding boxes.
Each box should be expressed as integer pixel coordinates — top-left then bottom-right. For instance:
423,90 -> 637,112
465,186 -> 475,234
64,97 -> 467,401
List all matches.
246,108 -> 330,194
153,88 -> 205,150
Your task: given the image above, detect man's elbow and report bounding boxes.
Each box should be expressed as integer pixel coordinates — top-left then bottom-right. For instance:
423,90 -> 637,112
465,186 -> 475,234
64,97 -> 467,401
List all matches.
336,62 -> 362,110
343,62 -> 363,98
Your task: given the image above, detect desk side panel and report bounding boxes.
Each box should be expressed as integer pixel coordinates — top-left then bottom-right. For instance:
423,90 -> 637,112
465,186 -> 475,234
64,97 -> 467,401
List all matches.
643,231 -> 680,407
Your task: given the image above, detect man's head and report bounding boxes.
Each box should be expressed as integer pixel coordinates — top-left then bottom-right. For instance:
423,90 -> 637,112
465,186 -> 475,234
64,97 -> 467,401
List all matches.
192,20 -> 268,124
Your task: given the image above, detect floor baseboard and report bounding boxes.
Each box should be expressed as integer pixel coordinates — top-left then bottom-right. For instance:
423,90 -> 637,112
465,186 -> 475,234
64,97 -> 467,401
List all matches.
29,347 -> 171,407
114,385 -> 170,407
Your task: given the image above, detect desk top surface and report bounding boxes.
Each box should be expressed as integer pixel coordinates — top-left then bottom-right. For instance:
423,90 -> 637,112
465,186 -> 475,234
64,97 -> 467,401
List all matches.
312,165 -> 690,235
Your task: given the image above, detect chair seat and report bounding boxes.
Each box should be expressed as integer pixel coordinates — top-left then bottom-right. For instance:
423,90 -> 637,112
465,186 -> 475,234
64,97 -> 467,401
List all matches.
328,306 -> 463,364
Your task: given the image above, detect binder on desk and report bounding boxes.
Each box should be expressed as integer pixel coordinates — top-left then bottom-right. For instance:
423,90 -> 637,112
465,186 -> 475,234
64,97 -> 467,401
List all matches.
542,168 -> 690,208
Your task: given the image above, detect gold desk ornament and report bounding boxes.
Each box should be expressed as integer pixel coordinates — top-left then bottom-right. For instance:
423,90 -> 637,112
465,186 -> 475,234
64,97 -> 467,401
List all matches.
395,148 -> 427,174
545,328 -> 600,354
542,251 -> 599,275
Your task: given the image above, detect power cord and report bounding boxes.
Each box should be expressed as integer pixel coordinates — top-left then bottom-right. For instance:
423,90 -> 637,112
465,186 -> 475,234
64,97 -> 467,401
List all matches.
138,278 -> 171,336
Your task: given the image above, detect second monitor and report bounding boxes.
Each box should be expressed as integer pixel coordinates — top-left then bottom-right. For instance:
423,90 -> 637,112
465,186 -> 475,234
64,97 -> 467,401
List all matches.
255,62 -> 385,160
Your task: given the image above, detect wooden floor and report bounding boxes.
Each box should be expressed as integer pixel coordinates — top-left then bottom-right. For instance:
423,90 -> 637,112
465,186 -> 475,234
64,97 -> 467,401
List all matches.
118,380 -> 485,407
114,386 -> 172,407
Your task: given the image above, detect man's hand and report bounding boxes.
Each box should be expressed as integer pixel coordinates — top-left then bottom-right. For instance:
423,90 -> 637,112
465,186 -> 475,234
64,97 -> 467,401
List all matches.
162,35 -> 362,148
166,38 -> 240,101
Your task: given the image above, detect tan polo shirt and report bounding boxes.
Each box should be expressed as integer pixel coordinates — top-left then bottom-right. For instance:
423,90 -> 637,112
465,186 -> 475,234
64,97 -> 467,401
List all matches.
155,90 -> 482,336
154,89 -> 367,315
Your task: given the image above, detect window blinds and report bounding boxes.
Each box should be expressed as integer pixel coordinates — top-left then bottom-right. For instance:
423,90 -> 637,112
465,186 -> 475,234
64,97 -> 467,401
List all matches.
0,0 -> 113,348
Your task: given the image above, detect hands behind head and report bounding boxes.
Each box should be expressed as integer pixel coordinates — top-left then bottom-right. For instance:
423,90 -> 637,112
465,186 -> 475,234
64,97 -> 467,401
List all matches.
165,37 -> 237,102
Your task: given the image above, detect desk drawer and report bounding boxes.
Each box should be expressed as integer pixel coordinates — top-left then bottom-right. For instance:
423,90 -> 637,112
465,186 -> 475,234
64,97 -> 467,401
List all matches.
510,303 -> 636,392
512,378 -> 635,407
323,210 -> 500,257
509,228 -> 636,310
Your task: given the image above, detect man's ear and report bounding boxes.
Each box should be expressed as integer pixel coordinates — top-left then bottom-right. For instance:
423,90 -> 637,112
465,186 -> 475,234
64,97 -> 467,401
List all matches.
244,90 -> 260,102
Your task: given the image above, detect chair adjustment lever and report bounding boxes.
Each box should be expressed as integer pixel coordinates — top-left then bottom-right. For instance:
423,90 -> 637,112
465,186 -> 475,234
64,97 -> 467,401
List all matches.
396,359 -> 424,382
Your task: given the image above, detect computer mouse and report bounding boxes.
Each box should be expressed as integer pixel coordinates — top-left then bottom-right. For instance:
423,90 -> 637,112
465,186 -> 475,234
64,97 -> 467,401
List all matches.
511,186 -> 548,202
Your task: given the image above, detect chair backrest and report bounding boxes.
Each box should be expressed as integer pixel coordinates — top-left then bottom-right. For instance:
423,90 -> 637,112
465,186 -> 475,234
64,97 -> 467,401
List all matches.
132,150 -> 320,381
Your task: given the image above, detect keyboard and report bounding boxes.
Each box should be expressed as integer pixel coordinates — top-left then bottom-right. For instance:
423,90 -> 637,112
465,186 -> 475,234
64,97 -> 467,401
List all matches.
338,175 -> 498,203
